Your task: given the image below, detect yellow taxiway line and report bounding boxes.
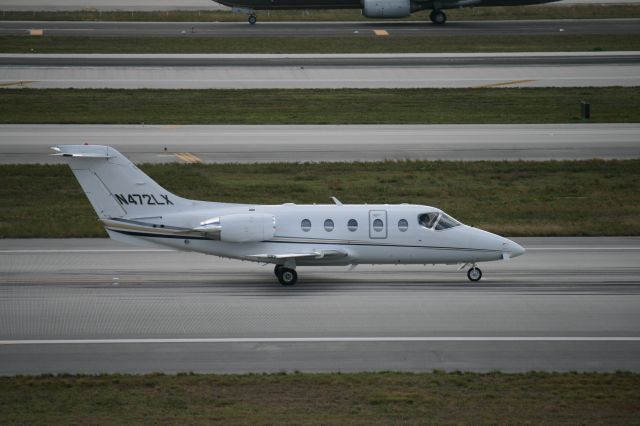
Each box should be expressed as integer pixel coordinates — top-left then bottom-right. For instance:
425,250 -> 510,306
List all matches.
474,79 -> 537,89
0,81 -> 37,88
175,152 -> 203,164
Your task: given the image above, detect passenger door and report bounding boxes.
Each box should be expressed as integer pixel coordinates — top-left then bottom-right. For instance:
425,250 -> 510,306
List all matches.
369,210 -> 388,239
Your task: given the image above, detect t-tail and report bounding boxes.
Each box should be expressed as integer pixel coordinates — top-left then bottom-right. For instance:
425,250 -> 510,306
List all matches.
52,145 -> 192,220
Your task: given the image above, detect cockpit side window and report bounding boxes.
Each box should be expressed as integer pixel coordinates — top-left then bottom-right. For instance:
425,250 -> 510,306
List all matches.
419,212 -> 461,230
418,212 -> 439,229
434,213 -> 461,230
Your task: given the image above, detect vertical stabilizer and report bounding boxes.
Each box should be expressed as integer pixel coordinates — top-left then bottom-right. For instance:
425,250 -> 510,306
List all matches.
53,145 -> 192,219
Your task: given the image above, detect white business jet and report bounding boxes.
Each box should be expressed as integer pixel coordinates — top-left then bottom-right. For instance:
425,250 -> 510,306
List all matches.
54,145 -> 525,285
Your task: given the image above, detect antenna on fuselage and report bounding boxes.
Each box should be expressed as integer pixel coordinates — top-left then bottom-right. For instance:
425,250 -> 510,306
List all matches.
330,196 -> 343,206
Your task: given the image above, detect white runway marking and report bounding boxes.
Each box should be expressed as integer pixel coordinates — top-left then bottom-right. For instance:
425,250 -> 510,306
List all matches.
2,337 -> 640,345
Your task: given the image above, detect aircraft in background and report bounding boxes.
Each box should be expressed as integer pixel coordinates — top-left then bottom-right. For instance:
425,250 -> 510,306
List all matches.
214,0 -> 560,25
54,144 -> 524,286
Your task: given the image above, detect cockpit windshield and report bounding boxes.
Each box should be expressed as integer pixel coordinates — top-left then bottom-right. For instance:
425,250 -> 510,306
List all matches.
434,213 -> 461,230
418,212 -> 461,231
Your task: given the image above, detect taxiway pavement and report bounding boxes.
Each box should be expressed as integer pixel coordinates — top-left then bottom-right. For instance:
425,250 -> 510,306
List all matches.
2,52 -> 637,88
1,237 -> 639,374
4,52 -> 638,67
1,18 -> 639,37
1,124 -> 638,164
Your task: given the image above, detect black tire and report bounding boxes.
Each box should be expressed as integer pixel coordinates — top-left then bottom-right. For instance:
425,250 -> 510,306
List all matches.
248,15 -> 257,25
430,9 -> 447,25
467,267 -> 482,282
277,268 -> 297,286
274,264 -> 283,277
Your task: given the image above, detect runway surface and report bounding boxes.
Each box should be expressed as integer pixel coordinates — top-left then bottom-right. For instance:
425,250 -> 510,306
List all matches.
2,52 -> 638,88
1,18 -> 639,37
1,237 -> 639,374
2,124 -> 639,164
3,52 -> 639,67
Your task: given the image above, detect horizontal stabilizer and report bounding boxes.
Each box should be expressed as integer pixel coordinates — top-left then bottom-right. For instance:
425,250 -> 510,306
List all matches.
51,145 -> 114,158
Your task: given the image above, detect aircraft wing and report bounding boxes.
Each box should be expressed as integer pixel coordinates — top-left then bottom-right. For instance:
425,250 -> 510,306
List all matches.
248,249 -> 348,261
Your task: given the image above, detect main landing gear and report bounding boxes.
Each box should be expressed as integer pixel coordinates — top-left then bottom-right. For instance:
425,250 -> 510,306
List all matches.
430,9 -> 447,25
274,264 -> 297,286
248,14 -> 257,25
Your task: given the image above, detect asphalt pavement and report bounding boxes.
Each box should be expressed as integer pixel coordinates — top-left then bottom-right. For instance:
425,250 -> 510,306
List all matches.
1,18 -> 639,37
2,52 -> 637,88
3,52 -> 638,67
1,237 -> 639,374
1,124 -> 638,164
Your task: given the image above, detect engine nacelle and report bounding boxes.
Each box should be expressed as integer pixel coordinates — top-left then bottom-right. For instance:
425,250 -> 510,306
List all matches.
362,0 -> 411,18
196,213 -> 276,243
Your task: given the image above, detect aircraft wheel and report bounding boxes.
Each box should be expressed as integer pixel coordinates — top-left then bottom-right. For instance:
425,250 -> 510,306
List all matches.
248,14 -> 257,25
274,264 -> 283,277
467,267 -> 482,282
278,268 -> 297,286
430,9 -> 447,25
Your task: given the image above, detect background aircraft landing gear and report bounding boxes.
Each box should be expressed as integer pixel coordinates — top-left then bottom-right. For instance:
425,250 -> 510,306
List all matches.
430,9 -> 447,25
248,14 -> 257,25
276,267 -> 297,286
467,266 -> 482,282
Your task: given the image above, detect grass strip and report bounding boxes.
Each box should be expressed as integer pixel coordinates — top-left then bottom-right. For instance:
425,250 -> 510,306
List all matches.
3,34 -> 640,53
2,4 -> 640,21
1,371 -> 639,424
1,160 -> 639,238
1,88 -> 639,124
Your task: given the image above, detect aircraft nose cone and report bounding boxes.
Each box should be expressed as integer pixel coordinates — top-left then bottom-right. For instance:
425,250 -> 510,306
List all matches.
503,240 -> 525,258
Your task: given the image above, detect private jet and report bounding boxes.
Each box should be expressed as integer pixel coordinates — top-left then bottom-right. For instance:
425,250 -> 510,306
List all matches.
54,144 -> 524,285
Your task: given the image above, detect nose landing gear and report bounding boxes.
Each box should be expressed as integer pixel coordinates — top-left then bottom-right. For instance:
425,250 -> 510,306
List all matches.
467,266 -> 482,282
248,14 -> 257,25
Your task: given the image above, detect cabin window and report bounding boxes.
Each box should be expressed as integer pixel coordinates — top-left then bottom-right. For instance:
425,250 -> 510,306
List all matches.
434,213 -> 461,231
372,218 -> 384,232
324,219 -> 334,232
398,219 -> 409,232
301,219 -> 311,232
347,219 -> 358,232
